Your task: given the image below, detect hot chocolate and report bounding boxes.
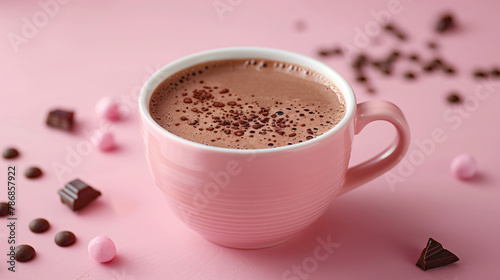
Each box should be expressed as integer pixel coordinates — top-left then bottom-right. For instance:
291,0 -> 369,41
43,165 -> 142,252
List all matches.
149,59 -> 345,149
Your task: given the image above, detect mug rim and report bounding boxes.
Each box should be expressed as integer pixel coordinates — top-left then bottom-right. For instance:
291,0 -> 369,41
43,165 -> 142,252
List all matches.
139,47 -> 356,154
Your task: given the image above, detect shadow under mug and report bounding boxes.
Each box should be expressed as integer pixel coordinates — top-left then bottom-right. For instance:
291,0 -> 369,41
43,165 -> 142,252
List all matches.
139,47 -> 410,249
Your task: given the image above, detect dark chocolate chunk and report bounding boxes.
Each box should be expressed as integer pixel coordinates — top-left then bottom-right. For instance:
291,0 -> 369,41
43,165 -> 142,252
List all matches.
55,231 -> 76,247
2,147 -> 19,159
436,14 -> 455,33
58,179 -> 101,211
46,109 -> 74,131
25,167 -> 43,179
29,218 -> 50,233
15,245 -> 36,262
416,238 -> 459,271
0,202 -> 9,217
447,93 -> 462,104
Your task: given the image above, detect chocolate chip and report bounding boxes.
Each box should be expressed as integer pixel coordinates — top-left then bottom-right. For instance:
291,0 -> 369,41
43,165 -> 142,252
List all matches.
2,147 -> 19,159
384,24 -> 394,31
446,93 -> 462,104
404,72 -> 416,80
306,136 -> 314,140
253,124 -> 264,129
427,41 -> 438,49
234,130 -> 244,136
15,245 -> 36,262
473,70 -> 487,78
383,24 -> 407,40
0,202 -> 9,217
288,133 -> 296,137
180,116 -> 188,121
307,129 -> 314,135
228,101 -> 237,106
396,33 -> 406,41
436,14 -> 455,33
183,98 -> 192,103
46,109 -> 74,131
213,102 -> 225,107
445,67 -> 455,75
408,54 -> 419,61
318,50 -> 331,57
55,231 -> 76,247
25,167 -> 42,179
29,218 -> 50,233
352,54 -> 368,69
423,65 -> 434,72
356,75 -> 367,83
219,89 -> 229,93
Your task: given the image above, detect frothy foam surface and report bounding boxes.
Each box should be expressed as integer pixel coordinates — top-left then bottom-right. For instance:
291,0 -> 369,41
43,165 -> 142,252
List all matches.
149,59 -> 346,149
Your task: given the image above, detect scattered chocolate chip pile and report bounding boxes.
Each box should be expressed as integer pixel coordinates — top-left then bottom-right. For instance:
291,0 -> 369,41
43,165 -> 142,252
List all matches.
416,238 -> 459,271
29,218 -> 50,233
55,231 -> 77,247
2,147 -> 19,159
25,166 -> 43,179
316,12 -> 499,98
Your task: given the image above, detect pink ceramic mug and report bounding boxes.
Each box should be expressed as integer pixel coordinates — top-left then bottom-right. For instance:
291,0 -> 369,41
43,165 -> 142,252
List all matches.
139,47 -> 410,249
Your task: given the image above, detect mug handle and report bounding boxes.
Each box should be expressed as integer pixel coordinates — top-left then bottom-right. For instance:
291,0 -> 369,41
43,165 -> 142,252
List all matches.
337,100 -> 410,196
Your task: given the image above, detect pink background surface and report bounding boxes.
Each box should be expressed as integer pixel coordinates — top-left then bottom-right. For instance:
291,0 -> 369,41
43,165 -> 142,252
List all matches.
1,0 -> 499,279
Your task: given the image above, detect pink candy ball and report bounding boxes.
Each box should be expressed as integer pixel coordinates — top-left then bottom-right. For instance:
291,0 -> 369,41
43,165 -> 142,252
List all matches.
95,97 -> 121,121
450,154 -> 477,180
88,235 -> 116,263
95,131 -> 116,152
